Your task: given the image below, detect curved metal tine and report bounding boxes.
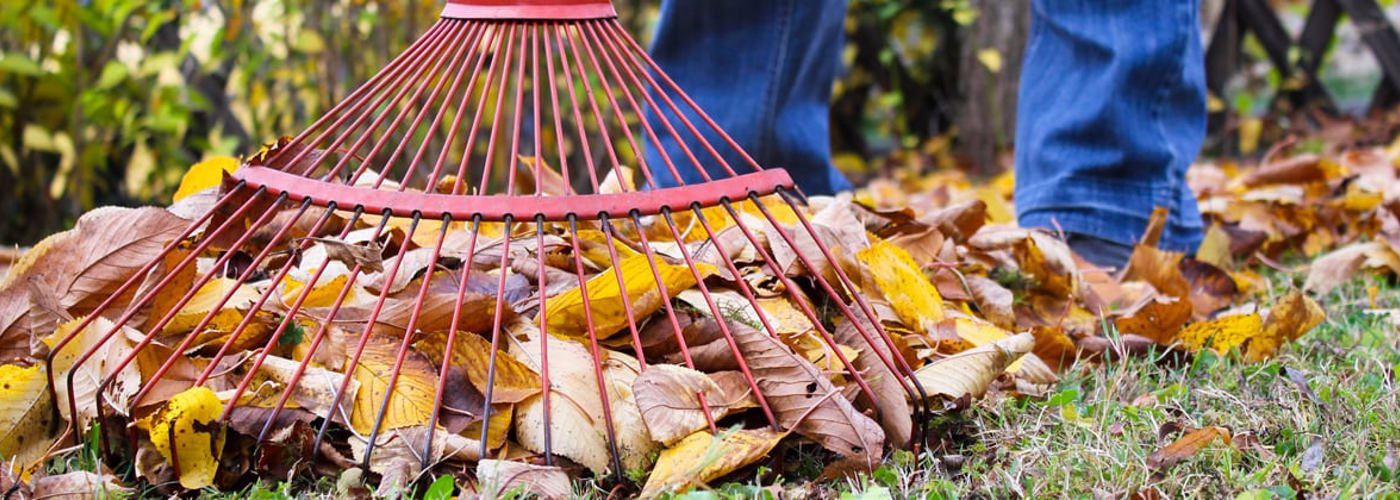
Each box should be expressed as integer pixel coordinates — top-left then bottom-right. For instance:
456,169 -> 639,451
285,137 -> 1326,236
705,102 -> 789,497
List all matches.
624,212 -> 718,433
471,24 -> 522,197
596,216 -> 647,364
477,214 -> 515,460
567,20 -> 660,190
502,22 -> 530,197
594,21 -> 741,179
715,199 -> 922,413
382,21 -> 487,190
117,197 -> 319,414
449,24 -> 511,195
56,185 -> 269,456
602,19 -> 764,174
579,21 -> 713,184
300,20 -> 459,180
420,215 -> 482,470
656,209 -> 780,431
530,217 -> 560,469
523,29 -> 564,470
564,216 -> 628,477
268,20 -> 446,173
40,184 -> 246,452
312,211 -> 423,465
253,207 -> 381,446
542,24 -> 579,192
423,22 -> 496,189
341,21 -> 472,188
361,214 -> 452,466
556,24 -> 613,192
757,191 -> 933,443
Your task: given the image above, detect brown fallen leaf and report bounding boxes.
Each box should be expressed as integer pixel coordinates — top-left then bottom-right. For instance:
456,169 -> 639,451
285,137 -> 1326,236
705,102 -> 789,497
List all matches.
478,459 -> 571,500
632,364 -> 729,446
1147,426 -> 1231,471
0,207 -> 187,362
31,470 -> 130,499
834,315 -> 913,448
1303,241 -> 1400,295
729,322 -> 885,466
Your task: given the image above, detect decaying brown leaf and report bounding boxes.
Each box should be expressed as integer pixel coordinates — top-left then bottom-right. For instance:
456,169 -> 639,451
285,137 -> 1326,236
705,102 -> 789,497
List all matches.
729,322 -> 885,466
1148,426 -> 1232,471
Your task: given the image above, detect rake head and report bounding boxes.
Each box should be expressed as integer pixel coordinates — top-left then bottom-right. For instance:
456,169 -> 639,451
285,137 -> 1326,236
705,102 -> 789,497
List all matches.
47,0 -> 928,489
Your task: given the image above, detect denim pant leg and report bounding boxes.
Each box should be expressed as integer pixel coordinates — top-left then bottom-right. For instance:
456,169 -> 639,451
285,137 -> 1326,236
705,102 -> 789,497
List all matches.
646,0 -> 851,195
1014,0 -> 1207,252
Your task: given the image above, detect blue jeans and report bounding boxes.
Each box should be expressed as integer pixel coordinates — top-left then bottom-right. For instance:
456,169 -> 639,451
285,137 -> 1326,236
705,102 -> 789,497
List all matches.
646,0 -> 851,194
1014,0 -> 1207,251
649,0 -> 1206,251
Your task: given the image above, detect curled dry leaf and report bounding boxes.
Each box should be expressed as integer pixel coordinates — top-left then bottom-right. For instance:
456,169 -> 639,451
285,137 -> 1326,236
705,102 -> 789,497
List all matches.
31,470 -> 130,499
477,459 -> 571,500
914,332 -> 1033,403
833,315 -> 913,448
43,316 -> 141,426
632,363 -> 729,446
1303,241 -> 1400,295
639,428 -> 783,498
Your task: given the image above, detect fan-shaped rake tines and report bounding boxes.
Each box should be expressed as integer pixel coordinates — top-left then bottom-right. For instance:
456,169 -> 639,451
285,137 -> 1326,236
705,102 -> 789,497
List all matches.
44,0 -> 929,490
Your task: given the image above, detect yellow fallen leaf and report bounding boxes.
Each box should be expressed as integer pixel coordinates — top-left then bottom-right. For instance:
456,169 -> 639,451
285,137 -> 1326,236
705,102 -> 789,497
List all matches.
857,240 -> 944,334
145,386 -> 225,489
173,156 -> 239,202
414,331 -> 540,404
162,278 -> 270,340
350,337 -> 438,434
544,255 -> 714,339
1173,313 -> 1264,355
281,274 -> 352,308
640,428 -> 782,498
1247,292 -> 1324,362
0,364 -> 57,479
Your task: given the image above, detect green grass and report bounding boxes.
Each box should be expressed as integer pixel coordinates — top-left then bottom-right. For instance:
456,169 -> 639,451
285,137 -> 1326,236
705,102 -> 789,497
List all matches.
821,272 -> 1400,498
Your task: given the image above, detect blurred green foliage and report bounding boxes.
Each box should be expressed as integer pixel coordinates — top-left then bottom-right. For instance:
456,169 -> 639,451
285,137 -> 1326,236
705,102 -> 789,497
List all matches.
0,0 -> 965,245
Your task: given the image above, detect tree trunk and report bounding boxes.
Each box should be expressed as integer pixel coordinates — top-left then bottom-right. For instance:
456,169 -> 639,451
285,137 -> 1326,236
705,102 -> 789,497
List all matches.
956,1 -> 1029,176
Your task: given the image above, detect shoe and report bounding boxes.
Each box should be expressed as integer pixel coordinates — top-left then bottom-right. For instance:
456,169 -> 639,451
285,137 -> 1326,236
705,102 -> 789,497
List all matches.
1065,232 -> 1133,270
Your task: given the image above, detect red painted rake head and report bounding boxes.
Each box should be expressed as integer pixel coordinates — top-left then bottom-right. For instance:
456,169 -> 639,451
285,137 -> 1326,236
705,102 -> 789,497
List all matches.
47,0 -> 927,486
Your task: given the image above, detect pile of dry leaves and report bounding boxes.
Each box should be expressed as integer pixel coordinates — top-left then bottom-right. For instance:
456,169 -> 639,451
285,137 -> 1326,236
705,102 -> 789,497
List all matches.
6,131 -> 1394,497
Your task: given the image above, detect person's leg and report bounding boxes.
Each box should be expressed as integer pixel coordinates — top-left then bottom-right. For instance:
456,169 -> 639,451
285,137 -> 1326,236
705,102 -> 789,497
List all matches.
646,0 -> 850,194
1014,0 -> 1207,265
